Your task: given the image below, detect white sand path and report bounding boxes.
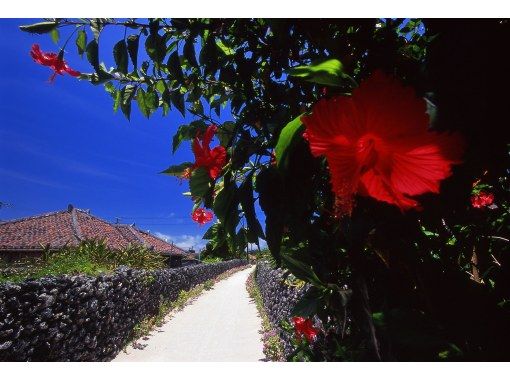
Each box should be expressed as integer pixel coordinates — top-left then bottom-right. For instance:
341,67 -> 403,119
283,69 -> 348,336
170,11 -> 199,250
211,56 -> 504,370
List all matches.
113,266 -> 264,362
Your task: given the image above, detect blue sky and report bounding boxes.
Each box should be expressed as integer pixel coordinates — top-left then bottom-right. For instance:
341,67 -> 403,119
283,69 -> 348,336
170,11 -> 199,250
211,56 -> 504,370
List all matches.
0,19 -> 226,250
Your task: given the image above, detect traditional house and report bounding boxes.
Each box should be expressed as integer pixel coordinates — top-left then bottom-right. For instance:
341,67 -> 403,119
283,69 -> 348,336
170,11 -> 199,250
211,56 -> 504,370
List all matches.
0,205 -> 190,267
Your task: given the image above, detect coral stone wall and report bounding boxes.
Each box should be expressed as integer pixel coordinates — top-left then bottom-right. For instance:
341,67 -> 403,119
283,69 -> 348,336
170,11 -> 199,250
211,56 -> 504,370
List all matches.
255,261 -> 309,358
0,259 -> 246,361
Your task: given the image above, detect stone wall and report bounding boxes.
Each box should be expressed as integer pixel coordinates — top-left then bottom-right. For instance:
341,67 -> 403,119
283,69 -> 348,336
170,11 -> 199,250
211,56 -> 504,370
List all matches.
255,261 -> 309,358
0,259 -> 246,361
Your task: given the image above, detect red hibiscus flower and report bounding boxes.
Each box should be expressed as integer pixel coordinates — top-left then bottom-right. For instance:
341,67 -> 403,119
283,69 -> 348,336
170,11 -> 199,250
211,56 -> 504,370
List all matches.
192,124 -> 227,180
191,208 -> 214,225
471,191 -> 495,209
30,44 -> 80,82
301,70 -> 464,216
292,317 -> 318,343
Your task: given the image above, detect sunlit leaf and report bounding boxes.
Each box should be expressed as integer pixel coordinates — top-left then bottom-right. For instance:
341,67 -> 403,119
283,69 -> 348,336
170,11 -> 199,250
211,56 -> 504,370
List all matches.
275,114 -> 304,170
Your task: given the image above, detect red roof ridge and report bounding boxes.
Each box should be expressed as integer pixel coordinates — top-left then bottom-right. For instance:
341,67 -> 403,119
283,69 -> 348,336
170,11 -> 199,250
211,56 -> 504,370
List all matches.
114,224 -> 147,247
127,225 -> 147,246
70,207 -> 83,241
0,209 -> 68,226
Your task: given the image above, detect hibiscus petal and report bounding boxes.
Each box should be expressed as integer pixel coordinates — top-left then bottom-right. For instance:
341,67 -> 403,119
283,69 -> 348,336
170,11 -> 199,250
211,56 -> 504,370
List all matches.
359,170 -> 419,210
202,124 -> 218,148
209,146 -> 227,179
64,65 -> 81,77
355,70 -> 430,141
390,132 -> 463,196
302,96 -> 365,156
192,137 -> 206,164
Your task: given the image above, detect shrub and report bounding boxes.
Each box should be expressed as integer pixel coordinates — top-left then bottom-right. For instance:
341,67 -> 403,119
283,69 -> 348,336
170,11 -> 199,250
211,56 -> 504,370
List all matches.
0,240 -> 166,283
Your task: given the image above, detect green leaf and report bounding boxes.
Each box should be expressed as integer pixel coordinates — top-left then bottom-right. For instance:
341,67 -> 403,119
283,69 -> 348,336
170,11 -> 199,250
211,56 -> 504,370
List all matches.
281,253 -> 324,288
140,61 -> 149,75
87,69 -> 114,86
184,38 -> 198,67
136,88 -> 158,118
127,34 -> 139,68
120,85 -> 136,120
172,122 -> 206,153
89,19 -> 104,41
292,287 -> 321,317
213,180 -> 239,236
86,40 -> 99,72
216,39 -> 235,56
239,173 -> 265,243
170,90 -> 185,117
189,167 -> 211,198
50,28 -> 60,44
256,167 -> 285,265
172,124 -> 190,154
76,30 -> 87,56
104,82 -> 115,96
216,121 -> 235,147
113,90 -> 121,113
113,40 -> 129,74
199,37 -> 219,77
274,114 -> 304,170
145,32 -> 166,64
203,223 -> 221,240
203,223 -> 227,251
136,88 -> 150,118
167,51 -> 184,83
287,58 -> 346,87
160,162 -> 194,176
210,97 -> 222,117
19,21 -> 58,34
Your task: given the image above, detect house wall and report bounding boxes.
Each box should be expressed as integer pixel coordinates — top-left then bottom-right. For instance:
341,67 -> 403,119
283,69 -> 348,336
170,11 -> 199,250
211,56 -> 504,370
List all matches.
0,259 -> 247,361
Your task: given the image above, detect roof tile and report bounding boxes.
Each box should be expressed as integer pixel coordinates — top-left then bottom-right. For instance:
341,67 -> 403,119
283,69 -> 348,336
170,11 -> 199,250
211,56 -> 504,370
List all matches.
0,207 -> 186,256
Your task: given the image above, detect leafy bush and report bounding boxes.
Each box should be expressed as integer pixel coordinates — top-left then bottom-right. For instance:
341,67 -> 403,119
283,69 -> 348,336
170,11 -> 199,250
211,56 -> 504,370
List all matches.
0,240 -> 166,283
201,256 -> 223,264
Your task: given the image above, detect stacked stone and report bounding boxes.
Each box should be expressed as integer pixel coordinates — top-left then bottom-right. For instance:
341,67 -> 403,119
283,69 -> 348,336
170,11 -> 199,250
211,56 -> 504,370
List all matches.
254,262 -> 309,358
0,259 -> 247,361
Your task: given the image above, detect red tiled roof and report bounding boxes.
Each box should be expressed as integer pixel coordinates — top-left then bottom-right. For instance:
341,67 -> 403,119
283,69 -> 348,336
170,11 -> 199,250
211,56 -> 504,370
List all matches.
0,210 -> 79,250
0,206 -> 186,256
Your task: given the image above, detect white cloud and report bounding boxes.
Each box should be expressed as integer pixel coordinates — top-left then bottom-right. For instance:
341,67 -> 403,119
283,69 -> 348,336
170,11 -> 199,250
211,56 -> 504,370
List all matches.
155,232 -> 206,251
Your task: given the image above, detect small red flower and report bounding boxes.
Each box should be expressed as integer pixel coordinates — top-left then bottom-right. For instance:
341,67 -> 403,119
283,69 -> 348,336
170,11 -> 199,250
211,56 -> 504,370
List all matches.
192,124 -> 227,180
471,191 -> 495,209
270,151 -> 277,166
191,208 -> 214,225
30,44 -> 80,82
302,70 -> 464,216
292,317 -> 318,343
